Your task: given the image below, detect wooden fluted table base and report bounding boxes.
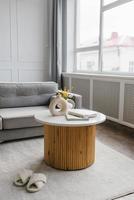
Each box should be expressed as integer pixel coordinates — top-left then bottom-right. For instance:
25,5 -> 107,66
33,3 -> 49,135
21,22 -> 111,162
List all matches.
44,125 -> 96,170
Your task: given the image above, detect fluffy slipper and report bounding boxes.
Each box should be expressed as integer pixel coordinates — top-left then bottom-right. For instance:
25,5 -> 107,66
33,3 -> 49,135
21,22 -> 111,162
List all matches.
26,173 -> 47,193
14,169 -> 33,186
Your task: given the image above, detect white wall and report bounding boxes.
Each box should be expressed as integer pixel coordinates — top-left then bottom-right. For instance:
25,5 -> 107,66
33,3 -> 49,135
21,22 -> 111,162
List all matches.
0,0 -> 50,82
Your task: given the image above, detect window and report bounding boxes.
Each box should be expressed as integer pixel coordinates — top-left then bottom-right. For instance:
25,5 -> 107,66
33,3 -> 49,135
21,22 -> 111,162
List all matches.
103,1 -> 134,73
77,0 -> 100,47
75,0 -> 100,72
104,0 -> 117,5
77,51 -> 98,72
75,0 -> 134,74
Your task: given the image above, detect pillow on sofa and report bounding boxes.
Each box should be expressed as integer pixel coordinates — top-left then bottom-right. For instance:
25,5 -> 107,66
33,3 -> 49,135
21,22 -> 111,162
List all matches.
0,82 -> 58,108
0,93 -> 56,108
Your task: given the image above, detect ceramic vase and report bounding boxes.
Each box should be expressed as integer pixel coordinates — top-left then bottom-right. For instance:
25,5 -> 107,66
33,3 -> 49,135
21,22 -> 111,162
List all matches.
49,95 -> 68,116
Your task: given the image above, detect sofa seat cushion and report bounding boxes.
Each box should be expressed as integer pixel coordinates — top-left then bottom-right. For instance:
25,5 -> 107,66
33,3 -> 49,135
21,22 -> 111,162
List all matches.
0,106 -> 48,130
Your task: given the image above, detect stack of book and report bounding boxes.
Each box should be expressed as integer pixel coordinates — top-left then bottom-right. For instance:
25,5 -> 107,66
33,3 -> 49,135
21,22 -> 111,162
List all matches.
65,109 -> 97,121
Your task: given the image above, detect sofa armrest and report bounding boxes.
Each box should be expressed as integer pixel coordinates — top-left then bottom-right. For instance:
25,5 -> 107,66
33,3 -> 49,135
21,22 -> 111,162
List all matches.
70,93 -> 82,109
0,116 -> 2,130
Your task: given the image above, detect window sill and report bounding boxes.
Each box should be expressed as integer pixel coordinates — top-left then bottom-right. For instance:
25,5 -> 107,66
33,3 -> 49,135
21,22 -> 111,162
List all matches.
62,72 -> 134,80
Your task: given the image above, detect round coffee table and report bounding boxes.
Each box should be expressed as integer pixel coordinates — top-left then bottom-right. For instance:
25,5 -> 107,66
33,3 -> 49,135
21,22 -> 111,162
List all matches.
35,110 -> 106,170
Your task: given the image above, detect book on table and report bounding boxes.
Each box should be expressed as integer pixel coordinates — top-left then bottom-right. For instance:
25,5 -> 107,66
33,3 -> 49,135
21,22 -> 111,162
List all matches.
65,114 -> 89,121
68,109 -> 97,119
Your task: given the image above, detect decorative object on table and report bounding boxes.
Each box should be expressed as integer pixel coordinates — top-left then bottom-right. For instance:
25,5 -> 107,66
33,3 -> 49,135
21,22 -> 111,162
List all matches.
49,94 -> 68,116
58,88 -> 75,109
66,98 -> 75,109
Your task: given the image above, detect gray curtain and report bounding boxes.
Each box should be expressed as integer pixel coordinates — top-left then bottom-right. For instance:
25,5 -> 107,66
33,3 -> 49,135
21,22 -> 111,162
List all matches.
48,0 -> 63,87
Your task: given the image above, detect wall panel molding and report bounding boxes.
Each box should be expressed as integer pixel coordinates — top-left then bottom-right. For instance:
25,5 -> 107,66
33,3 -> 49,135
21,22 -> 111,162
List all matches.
0,69 -> 12,81
0,0 -> 12,62
16,0 -> 48,63
0,0 -> 49,82
18,69 -> 50,82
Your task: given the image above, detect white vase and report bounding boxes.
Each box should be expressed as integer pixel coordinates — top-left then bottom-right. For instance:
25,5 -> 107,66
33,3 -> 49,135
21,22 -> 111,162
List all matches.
67,99 -> 75,109
49,95 -> 68,116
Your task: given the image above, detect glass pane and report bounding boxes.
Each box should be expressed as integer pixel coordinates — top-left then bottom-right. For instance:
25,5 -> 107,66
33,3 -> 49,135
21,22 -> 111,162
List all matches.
77,0 -> 100,47
104,0 -> 117,6
77,51 -> 98,71
102,1 -> 134,73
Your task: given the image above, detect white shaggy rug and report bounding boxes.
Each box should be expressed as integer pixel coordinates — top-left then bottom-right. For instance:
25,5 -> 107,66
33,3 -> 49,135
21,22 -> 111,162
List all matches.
0,138 -> 134,200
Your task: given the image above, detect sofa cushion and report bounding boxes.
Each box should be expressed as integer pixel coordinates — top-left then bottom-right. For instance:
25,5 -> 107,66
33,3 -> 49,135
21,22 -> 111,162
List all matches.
0,106 -> 48,130
0,82 -> 58,108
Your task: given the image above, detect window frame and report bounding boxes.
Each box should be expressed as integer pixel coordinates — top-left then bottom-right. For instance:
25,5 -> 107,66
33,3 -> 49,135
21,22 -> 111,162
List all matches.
74,0 -> 134,75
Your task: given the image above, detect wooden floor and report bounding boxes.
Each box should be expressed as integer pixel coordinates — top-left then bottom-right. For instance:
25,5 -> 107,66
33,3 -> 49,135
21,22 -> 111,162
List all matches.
97,120 -> 134,160
97,120 -> 134,200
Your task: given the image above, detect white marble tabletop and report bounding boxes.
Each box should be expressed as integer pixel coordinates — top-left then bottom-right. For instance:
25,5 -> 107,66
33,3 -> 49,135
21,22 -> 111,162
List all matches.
35,109 -> 106,127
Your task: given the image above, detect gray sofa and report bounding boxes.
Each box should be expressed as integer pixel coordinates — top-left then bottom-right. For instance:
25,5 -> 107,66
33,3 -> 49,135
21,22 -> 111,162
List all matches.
0,82 -> 82,143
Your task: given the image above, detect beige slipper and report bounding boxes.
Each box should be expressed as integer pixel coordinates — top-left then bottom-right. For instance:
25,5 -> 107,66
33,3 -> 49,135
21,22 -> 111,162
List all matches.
14,169 -> 33,186
26,173 -> 47,192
